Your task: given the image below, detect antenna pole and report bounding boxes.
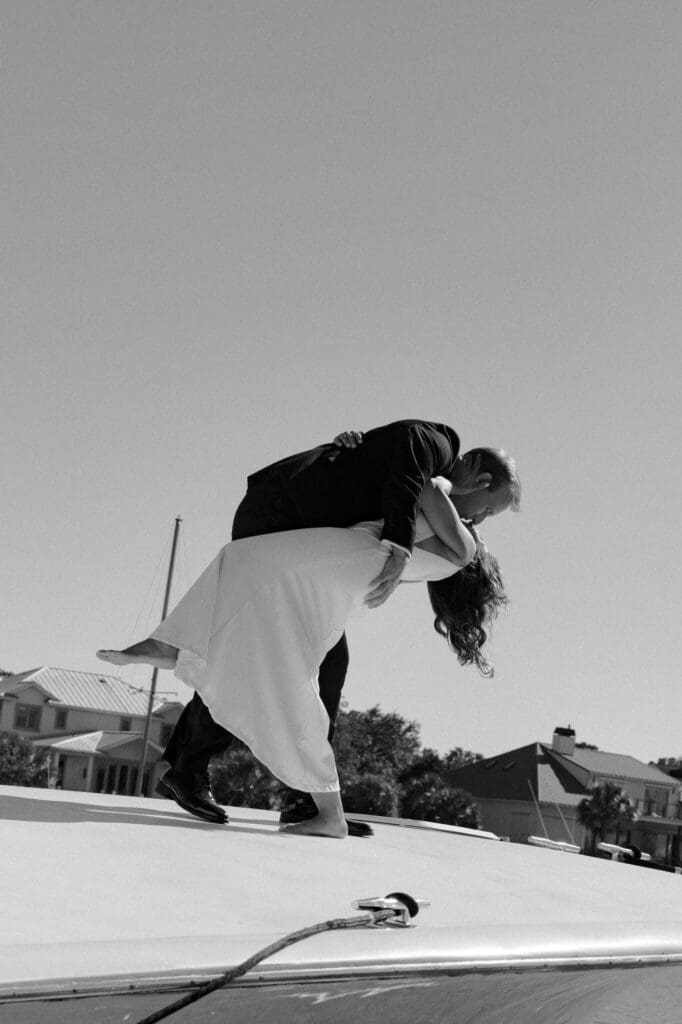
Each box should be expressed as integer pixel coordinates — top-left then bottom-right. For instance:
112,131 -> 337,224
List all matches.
135,516 -> 182,796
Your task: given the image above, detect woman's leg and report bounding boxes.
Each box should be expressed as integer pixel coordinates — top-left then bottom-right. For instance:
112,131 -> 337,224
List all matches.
279,790 -> 348,838
96,637 -> 178,669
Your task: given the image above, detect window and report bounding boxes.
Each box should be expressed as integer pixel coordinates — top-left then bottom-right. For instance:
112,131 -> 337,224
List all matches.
55,708 -> 68,730
120,717 -> 131,732
160,724 -> 173,746
644,787 -> 669,816
15,704 -> 41,730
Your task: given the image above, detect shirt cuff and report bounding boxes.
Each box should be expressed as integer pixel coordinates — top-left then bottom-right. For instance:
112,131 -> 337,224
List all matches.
380,539 -> 412,560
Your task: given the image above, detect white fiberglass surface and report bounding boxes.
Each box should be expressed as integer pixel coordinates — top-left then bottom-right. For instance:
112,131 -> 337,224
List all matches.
2,786 -> 682,992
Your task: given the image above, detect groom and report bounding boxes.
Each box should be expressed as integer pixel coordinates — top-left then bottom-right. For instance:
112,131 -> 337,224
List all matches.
159,419 -> 520,825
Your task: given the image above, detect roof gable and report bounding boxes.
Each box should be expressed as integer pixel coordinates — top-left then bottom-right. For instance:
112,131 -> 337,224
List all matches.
0,680 -> 52,703
447,743 -> 589,806
447,738 -> 680,807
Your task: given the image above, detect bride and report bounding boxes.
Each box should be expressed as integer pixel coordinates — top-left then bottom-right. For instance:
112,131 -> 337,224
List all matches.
97,479 -> 507,839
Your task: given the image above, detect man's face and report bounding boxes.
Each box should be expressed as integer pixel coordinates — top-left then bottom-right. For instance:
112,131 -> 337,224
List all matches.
453,483 -> 514,526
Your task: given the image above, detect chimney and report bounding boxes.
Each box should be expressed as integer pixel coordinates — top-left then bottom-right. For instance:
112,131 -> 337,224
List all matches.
552,726 -> 576,756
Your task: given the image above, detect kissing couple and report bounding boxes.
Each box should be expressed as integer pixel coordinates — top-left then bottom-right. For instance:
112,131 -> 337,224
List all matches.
98,418 -> 519,838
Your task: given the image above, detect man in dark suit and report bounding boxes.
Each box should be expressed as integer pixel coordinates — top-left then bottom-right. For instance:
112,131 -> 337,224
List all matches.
159,419 -> 520,825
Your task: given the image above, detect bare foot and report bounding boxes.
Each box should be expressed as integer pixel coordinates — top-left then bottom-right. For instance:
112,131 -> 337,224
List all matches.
96,639 -> 178,670
279,814 -> 348,839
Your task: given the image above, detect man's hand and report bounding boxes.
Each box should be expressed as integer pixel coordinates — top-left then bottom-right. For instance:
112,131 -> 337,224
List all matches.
326,430 -> 364,461
364,548 -> 408,608
449,453 -> 493,495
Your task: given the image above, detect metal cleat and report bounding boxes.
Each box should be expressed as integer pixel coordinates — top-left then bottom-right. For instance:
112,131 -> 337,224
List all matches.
352,892 -> 430,927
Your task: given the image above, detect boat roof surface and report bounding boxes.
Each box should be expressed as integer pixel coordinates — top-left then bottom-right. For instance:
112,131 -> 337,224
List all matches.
3,785 -> 682,996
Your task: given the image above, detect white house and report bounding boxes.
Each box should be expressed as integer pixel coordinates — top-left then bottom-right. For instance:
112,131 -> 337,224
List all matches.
447,727 -> 682,865
0,667 -> 183,796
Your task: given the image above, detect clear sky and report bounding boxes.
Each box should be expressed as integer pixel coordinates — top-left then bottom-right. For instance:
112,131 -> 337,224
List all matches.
3,2 -> 682,764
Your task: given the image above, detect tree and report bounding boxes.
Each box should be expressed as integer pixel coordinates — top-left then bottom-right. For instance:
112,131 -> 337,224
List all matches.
402,778 -> 480,828
209,739 -> 281,810
578,782 -> 636,854
342,773 -> 399,816
442,747 -> 484,771
334,706 -> 422,797
0,731 -> 50,787
399,748 -> 480,827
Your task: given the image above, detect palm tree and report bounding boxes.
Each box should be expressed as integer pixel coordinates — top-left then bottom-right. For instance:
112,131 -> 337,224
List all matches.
578,782 -> 635,854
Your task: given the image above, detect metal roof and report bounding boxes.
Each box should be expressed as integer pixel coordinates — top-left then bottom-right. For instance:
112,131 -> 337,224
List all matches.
0,667 -> 173,717
447,742 -> 680,806
32,731 -> 162,755
558,747 -> 679,786
446,743 -> 589,806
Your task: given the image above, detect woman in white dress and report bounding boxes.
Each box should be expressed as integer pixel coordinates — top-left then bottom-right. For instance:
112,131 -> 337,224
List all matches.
97,479 -> 507,838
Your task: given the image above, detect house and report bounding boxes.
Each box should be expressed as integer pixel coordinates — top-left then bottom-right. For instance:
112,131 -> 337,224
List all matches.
447,727 -> 682,865
0,667 -> 183,796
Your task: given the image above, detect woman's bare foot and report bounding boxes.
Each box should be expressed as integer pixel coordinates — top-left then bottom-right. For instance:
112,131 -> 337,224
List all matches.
279,814 -> 348,838
96,638 -> 178,670
278,791 -> 347,838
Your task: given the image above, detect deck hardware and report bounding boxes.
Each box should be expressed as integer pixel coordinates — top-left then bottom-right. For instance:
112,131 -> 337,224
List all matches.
132,891 -> 427,1023
353,892 -> 430,927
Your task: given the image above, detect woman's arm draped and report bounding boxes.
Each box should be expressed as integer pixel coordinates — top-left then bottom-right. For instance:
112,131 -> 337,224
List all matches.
419,478 -> 476,565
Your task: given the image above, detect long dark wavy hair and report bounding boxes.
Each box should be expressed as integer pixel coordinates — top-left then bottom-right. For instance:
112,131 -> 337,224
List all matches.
427,550 -> 508,677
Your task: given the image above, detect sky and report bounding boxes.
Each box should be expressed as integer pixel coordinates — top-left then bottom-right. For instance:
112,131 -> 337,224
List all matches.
3,1 -> 682,765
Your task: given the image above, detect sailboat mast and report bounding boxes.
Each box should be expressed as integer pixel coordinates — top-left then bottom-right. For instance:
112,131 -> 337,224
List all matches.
135,516 -> 182,796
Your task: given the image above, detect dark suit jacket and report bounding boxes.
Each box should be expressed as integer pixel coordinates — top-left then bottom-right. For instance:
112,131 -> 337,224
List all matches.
246,419 -> 460,553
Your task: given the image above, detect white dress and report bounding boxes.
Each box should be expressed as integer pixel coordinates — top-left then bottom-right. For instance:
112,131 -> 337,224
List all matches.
151,514 -> 458,794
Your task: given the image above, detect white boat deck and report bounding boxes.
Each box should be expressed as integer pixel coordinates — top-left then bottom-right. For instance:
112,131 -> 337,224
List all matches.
3,784 -> 682,1002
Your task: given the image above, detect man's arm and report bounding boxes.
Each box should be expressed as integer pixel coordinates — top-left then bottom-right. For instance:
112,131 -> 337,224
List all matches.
380,423 -> 455,553
364,424 -> 457,608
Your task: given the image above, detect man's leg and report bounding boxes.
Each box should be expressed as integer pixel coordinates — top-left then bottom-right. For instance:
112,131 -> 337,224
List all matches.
319,633 -> 349,744
159,484 -> 295,822
163,693 -> 233,772
158,694 -> 233,823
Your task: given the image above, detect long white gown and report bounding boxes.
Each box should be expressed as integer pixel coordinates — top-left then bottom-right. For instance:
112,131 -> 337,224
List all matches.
151,514 -> 458,795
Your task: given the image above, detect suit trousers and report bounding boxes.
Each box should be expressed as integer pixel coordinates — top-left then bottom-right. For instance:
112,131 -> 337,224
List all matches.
162,484 -> 350,777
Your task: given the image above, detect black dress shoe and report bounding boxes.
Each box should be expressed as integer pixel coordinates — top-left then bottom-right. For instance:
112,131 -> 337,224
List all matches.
278,790 -> 318,824
346,820 -> 374,838
157,768 -> 228,824
279,791 -> 374,837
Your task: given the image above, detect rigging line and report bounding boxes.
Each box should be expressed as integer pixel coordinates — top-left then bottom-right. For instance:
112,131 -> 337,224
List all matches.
180,520 -> 191,596
554,801 -> 577,844
526,778 -> 549,839
125,530 -> 173,647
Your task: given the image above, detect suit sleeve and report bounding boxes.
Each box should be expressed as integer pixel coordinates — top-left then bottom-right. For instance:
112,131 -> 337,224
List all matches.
380,424 -> 456,553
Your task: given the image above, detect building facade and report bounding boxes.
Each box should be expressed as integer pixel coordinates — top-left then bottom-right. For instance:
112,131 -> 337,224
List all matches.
0,667 -> 182,796
447,727 -> 682,865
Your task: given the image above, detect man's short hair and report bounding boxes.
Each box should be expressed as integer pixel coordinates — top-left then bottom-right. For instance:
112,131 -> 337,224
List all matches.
467,447 -> 521,510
